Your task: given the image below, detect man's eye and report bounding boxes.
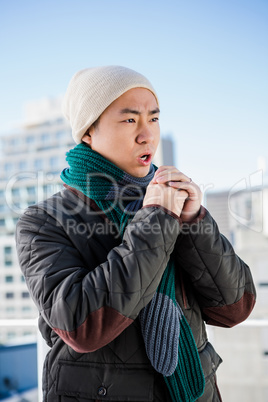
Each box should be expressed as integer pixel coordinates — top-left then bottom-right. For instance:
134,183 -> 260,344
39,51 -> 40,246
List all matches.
125,118 -> 135,123
151,117 -> 159,122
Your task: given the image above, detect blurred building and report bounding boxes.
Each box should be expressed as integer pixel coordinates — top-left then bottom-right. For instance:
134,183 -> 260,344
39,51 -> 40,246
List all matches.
205,177 -> 268,401
0,341 -> 37,399
0,98 -> 74,344
0,97 -> 174,344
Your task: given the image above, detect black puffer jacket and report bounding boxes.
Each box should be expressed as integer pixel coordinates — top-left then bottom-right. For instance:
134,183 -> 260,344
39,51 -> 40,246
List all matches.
16,187 -> 256,402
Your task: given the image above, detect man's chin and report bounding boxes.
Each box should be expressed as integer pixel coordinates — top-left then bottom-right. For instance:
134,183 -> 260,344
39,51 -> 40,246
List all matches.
130,167 -> 151,178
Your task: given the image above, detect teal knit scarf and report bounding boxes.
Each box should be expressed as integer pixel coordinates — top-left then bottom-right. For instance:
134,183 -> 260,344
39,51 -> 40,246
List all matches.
60,143 -> 205,402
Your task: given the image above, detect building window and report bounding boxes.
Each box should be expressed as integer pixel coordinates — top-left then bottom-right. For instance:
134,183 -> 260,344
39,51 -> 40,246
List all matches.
23,331 -> 33,336
22,291 -> 30,298
19,160 -> 27,170
27,186 -> 36,195
10,138 -> 17,147
13,217 -> 19,226
26,136 -> 34,144
5,276 -> 13,283
49,156 -> 59,168
41,133 -> 50,143
12,188 -> 20,197
4,246 -> 12,254
56,130 -> 66,140
0,219 -> 5,227
43,184 -> 56,197
4,246 -> 12,266
27,200 -> 36,207
6,292 -> 14,299
0,204 -> 7,212
21,275 -> 25,282
22,306 -> 31,312
4,163 -> 13,173
34,159 -> 43,170
6,306 -> 15,313
7,332 -> 16,339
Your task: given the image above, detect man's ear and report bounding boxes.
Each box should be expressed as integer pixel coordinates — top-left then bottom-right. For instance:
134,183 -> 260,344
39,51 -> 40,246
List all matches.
82,127 -> 94,146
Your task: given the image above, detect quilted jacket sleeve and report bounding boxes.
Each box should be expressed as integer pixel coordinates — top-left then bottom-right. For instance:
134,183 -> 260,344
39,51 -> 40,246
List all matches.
16,204 -> 181,353
174,207 -> 256,328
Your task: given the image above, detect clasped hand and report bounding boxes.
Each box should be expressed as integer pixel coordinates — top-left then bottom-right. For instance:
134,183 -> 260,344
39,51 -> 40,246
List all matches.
143,166 -> 202,222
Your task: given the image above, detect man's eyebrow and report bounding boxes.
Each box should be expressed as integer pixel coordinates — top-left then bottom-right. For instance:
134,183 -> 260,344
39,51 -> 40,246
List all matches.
149,108 -> 160,115
119,107 -> 160,115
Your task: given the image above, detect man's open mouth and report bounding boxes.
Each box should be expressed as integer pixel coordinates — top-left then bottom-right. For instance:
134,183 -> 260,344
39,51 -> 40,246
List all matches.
140,154 -> 150,161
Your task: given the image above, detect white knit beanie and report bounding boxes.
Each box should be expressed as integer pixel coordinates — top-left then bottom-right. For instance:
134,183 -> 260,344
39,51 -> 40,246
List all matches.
62,65 -> 159,144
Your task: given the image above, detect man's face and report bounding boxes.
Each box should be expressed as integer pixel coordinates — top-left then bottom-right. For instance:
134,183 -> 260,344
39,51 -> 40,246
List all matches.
82,88 -> 160,177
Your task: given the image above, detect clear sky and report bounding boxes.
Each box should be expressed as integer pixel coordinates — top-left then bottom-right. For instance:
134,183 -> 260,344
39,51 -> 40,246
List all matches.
1,0 -> 267,191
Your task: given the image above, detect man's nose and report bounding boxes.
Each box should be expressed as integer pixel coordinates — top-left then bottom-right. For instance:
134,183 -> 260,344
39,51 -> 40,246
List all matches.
136,124 -> 155,144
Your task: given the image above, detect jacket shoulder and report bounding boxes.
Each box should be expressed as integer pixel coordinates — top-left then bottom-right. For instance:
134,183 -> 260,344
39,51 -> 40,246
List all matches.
16,188 -> 103,235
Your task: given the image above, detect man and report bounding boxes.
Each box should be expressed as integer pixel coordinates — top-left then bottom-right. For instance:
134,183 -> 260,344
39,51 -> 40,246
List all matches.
16,66 -> 256,401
